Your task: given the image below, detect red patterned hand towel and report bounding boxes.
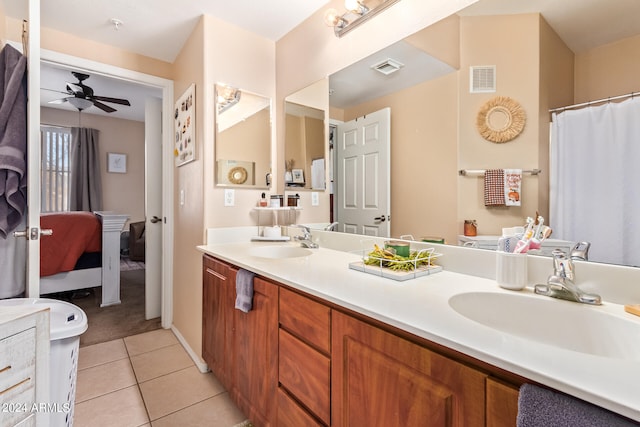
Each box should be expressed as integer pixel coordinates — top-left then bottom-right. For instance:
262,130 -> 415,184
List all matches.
484,169 -> 505,206
504,169 -> 522,206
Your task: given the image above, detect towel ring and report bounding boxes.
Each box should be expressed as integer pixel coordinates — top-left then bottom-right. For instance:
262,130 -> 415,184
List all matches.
476,96 -> 526,143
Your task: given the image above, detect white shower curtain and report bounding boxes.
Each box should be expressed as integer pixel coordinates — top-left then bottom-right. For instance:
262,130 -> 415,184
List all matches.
550,97 -> 640,266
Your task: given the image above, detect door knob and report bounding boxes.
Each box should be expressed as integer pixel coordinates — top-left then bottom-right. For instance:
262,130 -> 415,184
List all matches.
13,228 -> 53,239
373,216 -> 386,222
150,216 -> 162,224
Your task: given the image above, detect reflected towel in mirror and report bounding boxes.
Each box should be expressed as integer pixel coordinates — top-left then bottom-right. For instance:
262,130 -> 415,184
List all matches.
312,158 -> 325,189
505,169 -> 522,206
484,169 -> 505,206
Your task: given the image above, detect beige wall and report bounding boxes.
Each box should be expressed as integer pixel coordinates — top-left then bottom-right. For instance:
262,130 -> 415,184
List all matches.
574,34 -> 640,103
40,107 -> 145,225
172,14 -> 277,358
216,107 -> 271,185
202,14 -> 276,230
5,17 -> 173,80
457,14 -> 542,236
172,18 -> 206,357
342,73 -> 459,243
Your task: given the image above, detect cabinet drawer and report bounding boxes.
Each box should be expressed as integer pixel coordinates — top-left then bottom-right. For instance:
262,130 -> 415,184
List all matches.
0,328 -> 36,427
279,287 -> 331,354
203,255 -> 227,277
277,388 -> 325,427
279,329 -> 330,425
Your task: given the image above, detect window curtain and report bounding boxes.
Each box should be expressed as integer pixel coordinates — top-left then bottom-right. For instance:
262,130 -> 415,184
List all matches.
69,127 -> 103,212
550,97 -> 640,266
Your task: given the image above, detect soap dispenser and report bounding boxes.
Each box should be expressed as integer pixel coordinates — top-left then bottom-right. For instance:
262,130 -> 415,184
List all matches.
259,192 -> 268,207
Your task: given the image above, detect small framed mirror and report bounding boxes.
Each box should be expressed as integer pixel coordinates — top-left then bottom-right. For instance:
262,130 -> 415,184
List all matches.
284,82 -> 327,190
215,83 -> 272,188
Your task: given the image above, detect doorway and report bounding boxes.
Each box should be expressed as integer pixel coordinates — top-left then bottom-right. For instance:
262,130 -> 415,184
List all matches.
334,107 -> 391,237
39,49 -> 174,328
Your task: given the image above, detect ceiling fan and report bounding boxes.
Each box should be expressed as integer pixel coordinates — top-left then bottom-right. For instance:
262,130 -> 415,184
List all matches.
48,71 -> 131,113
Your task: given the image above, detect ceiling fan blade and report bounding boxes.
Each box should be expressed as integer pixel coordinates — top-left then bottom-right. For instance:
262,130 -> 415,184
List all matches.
92,95 -> 131,106
66,82 -> 84,96
48,98 -> 69,105
91,100 -> 117,113
41,87 -> 69,95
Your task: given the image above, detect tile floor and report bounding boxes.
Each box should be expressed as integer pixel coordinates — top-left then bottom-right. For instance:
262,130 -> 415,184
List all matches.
74,329 -> 250,427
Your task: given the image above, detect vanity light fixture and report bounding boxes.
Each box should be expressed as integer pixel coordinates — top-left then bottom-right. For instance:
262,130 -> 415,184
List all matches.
324,0 -> 402,38
216,84 -> 242,114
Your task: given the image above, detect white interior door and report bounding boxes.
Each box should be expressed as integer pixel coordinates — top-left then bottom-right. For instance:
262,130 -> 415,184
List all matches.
336,108 -> 391,237
145,97 -> 162,319
26,0 -> 42,296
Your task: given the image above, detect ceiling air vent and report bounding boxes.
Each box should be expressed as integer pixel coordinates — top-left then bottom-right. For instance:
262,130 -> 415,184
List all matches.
470,65 -> 496,93
371,58 -> 404,76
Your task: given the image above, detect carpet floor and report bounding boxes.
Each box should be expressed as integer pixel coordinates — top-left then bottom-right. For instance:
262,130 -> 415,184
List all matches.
67,269 -> 161,347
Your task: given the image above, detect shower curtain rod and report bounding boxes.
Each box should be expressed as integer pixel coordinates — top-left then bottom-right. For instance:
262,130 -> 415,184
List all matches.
549,91 -> 639,113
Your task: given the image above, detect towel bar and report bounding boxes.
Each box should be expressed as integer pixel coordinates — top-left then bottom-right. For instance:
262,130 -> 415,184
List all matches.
458,168 -> 541,176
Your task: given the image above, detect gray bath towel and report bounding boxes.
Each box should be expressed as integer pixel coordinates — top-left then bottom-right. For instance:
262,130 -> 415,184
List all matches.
517,383 -> 638,427
235,268 -> 255,313
0,44 -> 27,238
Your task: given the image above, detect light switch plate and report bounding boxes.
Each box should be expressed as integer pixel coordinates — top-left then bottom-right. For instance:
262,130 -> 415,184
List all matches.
180,189 -> 185,206
224,189 -> 235,206
311,192 -> 319,206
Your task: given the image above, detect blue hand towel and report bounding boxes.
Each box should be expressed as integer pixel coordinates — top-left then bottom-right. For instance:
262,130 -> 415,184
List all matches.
235,269 -> 255,313
517,383 -> 638,427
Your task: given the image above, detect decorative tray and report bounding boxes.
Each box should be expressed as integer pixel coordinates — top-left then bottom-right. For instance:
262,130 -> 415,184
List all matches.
349,245 -> 443,281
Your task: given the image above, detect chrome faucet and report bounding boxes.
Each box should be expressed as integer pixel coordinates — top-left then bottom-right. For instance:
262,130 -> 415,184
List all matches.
294,225 -> 319,248
534,248 -> 601,305
324,222 -> 339,232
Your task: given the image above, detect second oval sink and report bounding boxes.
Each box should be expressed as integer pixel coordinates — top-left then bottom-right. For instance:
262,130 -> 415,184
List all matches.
249,245 -> 313,259
449,291 -> 640,361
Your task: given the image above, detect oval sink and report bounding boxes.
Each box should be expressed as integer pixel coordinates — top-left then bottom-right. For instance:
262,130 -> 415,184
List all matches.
249,245 -> 313,259
449,292 -> 640,361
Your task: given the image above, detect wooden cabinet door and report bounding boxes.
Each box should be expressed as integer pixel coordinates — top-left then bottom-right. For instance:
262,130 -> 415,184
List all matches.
332,311 -> 487,427
232,273 -> 279,427
486,378 -> 519,427
202,256 -> 231,388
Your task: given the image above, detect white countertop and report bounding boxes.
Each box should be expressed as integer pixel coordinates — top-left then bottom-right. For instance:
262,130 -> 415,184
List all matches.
198,235 -> 640,422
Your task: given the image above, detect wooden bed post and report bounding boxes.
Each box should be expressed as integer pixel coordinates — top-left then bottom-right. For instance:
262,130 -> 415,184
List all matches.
95,212 -> 129,307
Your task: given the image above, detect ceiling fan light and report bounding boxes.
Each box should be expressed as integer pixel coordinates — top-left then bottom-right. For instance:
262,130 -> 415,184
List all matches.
67,97 -> 93,111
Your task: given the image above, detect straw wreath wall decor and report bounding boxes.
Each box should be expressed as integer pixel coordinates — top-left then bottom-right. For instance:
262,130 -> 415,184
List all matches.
476,96 -> 526,143
227,166 -> 248,184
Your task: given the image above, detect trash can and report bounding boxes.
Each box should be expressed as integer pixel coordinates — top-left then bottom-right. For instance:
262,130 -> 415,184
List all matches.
0,298 -> 88,427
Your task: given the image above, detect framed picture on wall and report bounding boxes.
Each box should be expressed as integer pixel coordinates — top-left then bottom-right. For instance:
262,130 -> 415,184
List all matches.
174,83 -> 196,167
107,152 -> 127,173
292,168 -> 305,184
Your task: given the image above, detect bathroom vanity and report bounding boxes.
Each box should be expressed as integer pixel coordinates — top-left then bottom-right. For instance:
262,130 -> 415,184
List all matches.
203,253 -> 519,426
199,228 -> 640,426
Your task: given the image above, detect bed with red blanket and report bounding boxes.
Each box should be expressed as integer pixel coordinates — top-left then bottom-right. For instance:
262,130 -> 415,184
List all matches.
39,211 -> 129,307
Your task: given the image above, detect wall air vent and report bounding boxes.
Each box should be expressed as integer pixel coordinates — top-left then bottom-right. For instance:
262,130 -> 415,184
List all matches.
371,58 -> 404,76
470,65 -> 496,93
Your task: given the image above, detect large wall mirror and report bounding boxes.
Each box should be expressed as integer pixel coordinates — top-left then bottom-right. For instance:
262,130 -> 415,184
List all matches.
284,79 -> 328,190
316,0 -> 640,267
215,83 -> 272,188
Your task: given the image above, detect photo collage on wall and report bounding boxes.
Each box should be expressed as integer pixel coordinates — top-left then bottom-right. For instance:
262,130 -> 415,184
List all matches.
174,83 -> 196,166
